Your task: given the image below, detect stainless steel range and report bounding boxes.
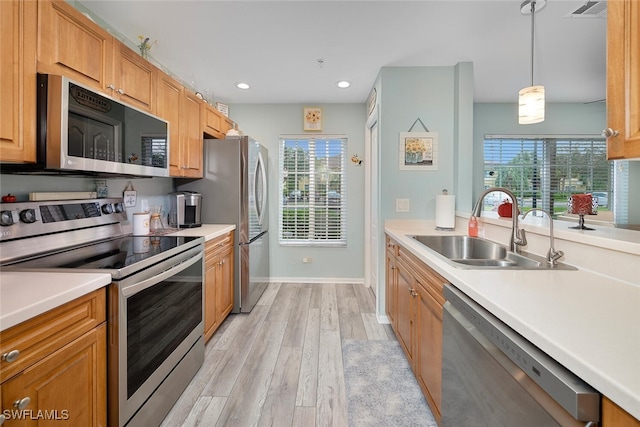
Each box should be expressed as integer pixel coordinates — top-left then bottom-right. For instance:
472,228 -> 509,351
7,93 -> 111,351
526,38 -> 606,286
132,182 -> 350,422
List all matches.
0,198 -> 204,427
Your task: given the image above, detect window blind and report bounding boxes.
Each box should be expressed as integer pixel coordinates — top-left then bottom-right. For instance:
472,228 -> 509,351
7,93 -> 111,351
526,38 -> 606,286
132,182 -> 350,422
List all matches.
279,136 -> 347,246
483,136 -> 612,217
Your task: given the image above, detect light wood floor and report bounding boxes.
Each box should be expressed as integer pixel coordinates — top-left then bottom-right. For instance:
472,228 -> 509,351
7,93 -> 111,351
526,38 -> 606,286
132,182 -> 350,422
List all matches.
160,283 -> 396,427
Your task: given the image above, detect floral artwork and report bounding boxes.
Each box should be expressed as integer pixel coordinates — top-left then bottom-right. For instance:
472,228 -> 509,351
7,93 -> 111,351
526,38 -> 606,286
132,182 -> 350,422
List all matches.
303,107 -> 322,131
398,132 -> 438,170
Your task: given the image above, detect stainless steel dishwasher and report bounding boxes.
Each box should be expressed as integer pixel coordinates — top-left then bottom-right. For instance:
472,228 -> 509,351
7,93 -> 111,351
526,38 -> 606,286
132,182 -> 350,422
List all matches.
442,284 -> 600,427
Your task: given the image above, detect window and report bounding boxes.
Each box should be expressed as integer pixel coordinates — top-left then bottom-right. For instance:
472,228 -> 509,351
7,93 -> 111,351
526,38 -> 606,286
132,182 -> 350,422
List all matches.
279,136 -> 347,246
483,136 -> 612,217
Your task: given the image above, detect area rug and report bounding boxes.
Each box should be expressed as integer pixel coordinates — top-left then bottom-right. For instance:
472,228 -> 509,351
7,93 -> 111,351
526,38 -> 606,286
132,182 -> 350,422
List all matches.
342,340 -> 438,427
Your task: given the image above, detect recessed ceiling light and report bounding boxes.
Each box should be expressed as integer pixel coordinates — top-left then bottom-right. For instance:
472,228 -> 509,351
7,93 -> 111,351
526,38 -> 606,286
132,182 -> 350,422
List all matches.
336,80 -> 351,89
236,82 -> 250,90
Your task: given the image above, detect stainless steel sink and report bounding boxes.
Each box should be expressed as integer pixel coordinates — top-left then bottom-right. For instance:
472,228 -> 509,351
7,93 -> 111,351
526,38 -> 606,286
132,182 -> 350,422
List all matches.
410,235 -> 576,270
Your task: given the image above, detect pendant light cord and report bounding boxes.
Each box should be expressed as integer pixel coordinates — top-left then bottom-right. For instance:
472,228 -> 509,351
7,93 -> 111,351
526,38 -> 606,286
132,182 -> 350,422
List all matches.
530,0 -> 536,86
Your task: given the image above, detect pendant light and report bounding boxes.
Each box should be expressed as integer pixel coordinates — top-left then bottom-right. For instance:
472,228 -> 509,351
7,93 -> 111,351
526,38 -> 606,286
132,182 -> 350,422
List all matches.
518,0 -> 546,124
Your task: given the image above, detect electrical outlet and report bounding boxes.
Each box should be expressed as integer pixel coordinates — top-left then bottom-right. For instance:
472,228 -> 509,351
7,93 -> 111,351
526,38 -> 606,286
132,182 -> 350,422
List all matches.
302,257 -> 312,264
396,198 -> 410,212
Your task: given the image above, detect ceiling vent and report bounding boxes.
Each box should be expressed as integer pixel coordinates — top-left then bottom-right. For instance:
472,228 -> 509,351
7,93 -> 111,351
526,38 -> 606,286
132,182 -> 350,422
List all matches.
566,1 -> 607,18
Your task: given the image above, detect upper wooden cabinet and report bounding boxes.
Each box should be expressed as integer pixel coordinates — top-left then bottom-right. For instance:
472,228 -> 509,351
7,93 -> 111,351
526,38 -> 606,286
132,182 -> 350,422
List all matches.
156,72 -> 203,178
203,103 -> 225,139
1,0 -> 37,163
606,0 -> 640,159
37,0 -> 113,92
38,1 -> 156,113
111,40 -> 156,113
181,91 -> 204,178
157,71 -> 184,176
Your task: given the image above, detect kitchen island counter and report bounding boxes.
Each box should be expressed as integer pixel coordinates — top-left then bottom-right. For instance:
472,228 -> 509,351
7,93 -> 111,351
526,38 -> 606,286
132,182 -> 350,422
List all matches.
0,272 -> 111,331
385,220 -> 640,421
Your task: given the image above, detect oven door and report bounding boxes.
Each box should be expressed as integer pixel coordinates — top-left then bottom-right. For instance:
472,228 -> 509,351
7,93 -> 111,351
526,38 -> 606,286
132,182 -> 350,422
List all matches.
109,245 -> 203,427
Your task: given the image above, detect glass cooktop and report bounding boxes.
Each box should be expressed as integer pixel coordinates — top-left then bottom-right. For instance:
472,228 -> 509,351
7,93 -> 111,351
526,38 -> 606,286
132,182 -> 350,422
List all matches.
8,235 -> 200,273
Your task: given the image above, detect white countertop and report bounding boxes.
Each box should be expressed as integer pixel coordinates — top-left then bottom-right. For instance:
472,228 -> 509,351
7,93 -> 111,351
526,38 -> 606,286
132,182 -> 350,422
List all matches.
0,224 -> 235,332
167,224 -> 235,241
0,272 -> 111,331
385,221 -> 640,420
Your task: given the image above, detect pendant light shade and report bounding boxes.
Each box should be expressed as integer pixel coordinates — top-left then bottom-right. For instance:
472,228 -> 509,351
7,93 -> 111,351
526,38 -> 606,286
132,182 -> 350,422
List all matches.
518,0 -> 545,124
519,85 -> 545,124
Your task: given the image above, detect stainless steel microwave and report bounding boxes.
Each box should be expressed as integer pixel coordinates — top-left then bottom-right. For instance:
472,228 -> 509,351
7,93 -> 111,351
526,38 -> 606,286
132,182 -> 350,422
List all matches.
2,74 -> 169,177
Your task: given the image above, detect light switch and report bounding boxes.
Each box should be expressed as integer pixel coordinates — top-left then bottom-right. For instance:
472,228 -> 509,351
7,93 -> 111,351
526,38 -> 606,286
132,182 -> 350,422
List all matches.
396,198 -> 410,212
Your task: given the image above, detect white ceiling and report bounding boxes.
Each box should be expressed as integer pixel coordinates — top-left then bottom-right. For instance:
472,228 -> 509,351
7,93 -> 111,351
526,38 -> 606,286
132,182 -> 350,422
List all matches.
77,0 -> 607,105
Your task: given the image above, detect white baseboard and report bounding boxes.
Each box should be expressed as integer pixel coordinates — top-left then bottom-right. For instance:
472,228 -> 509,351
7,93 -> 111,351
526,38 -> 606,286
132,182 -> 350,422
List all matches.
377,313 -> 391,324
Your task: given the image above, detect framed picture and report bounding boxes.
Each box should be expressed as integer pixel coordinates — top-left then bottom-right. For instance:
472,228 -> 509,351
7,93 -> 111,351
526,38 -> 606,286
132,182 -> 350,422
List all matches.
303,107 -> 322,131
216,102 -> 229,117
398,132 -> 438,170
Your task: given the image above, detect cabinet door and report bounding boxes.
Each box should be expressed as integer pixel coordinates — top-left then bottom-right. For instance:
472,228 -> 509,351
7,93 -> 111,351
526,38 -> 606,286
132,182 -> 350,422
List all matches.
607,0 -> 640,159
395,261 -> 414,365
203,104 -> 224,139
1,0 -> 37,163
2,324 -> 107,427
204,252 -> 219,341
216,244 -> 234,323
415,282 -> 443,423
385,249 -> 397,326
181,92 -> 203,178
156,72 -> 183,176
37,0 -> 112,92
112,40 -> 156,113
602,396 -> 640,426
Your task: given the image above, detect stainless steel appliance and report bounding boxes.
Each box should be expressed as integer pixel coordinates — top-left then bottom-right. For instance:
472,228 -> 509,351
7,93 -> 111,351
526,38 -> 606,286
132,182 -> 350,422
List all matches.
442,284 -> 600,427
0,198 -> 204,427
177,136 -> 269,313
0,74 -> 169,178
168,191 -> 203,228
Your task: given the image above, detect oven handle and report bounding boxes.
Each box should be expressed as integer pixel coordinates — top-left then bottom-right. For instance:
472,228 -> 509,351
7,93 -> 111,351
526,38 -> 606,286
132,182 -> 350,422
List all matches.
121,248 -> 202,298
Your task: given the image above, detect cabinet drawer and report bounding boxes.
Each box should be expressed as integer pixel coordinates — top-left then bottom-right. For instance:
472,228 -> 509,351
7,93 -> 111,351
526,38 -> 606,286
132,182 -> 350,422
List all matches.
0,288 -> 106,381
205,232 -> 234,260
398,245 -> 446,306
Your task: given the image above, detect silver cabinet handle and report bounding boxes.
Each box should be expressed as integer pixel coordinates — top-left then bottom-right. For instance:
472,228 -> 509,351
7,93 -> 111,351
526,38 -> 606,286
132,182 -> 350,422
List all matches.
2,349 -> 20,363
13,397 -> 30,410
116,88 -> 124,95
602,128 -> 619,138
107,84 -> 115,90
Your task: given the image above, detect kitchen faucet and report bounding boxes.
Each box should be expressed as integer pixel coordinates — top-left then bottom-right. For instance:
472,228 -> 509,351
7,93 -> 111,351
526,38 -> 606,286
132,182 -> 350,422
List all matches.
471,187 -> 526,253
521,208 -> 564,266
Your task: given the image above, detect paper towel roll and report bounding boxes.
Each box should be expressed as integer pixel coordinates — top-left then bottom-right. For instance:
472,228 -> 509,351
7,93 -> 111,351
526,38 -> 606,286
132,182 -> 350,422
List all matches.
435,194 -> 456,230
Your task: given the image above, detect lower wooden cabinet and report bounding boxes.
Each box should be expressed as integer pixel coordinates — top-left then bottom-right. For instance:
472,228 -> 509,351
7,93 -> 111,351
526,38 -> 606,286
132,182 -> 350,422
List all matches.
602,396 -> 640,427
204,231 -> 234,341
385,234 -> 445,424
414,276 -> 443,422
0,289 -> 107,427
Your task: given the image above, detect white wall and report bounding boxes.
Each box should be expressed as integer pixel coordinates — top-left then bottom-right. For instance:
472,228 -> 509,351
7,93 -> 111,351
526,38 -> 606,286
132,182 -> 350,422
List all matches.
227,103 -> 367,282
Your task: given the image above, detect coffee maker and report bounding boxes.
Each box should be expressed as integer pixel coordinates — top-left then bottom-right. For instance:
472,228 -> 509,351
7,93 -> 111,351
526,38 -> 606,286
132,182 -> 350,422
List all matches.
168,191 -> 202,228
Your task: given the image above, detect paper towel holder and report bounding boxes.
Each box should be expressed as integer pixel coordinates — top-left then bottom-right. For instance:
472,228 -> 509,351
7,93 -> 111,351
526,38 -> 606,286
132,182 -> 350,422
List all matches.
435,189 -> 456,231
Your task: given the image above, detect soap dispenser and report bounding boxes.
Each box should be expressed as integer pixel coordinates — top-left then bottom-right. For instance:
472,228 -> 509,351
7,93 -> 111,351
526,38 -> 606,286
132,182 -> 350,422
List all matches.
468,216 -> 478,237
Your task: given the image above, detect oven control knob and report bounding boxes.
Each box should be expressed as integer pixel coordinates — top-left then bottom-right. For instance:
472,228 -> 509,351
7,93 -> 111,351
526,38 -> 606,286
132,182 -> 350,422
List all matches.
19,209 -> 37,224
101,203 -> 114,215
113,202 -> 124,213
0,210 -> 16,226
